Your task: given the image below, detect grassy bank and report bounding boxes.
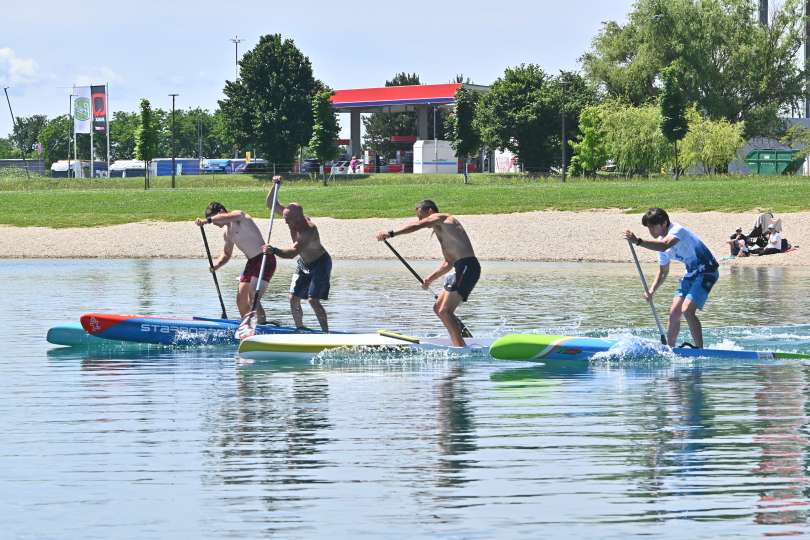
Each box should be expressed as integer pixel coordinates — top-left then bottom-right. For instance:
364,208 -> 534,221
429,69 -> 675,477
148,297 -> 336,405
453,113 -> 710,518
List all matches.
1,172 -> 808,228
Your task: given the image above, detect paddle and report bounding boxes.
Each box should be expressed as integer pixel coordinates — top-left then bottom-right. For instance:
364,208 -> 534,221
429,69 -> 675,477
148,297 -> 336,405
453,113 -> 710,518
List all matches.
627,239 -> 667,345
199,224 -> 228,320
236,181 -> 281,340
382,239 -> 473,338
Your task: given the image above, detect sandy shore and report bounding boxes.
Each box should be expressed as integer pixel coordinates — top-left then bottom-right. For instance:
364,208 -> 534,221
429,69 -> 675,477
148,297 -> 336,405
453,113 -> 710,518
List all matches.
1,210 -> 807,266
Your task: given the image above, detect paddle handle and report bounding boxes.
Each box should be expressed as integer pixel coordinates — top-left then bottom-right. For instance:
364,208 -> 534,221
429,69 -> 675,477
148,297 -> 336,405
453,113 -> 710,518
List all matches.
250,182 -> 281,312
383,239 -> 473,339
200,225 -> 228,319
627,239 -> 667,345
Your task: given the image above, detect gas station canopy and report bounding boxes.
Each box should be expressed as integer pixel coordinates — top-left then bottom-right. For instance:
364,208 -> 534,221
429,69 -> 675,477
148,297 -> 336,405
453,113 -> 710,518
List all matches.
331,83 -> 487,113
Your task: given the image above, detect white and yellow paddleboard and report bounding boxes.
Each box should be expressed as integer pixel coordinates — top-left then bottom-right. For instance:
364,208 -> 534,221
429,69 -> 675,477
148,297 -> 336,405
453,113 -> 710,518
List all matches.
238,330 -> 493,361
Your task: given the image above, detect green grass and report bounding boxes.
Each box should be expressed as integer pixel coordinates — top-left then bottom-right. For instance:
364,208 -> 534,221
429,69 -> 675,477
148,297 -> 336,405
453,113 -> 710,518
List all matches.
1,172 -> 808,227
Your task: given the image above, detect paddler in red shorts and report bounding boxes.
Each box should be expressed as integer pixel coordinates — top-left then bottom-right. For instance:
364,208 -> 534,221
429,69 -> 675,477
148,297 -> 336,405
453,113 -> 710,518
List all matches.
195,202 -> 276,324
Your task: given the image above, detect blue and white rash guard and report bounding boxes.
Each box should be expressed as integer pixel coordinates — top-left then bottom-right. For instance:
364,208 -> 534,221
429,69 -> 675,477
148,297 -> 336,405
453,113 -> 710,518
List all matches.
657,223 -> 718,277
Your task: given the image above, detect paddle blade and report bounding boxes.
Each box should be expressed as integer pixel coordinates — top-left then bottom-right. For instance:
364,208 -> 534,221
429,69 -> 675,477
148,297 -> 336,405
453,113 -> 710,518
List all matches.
235,311 -> 258,340
455,316 -> 473,338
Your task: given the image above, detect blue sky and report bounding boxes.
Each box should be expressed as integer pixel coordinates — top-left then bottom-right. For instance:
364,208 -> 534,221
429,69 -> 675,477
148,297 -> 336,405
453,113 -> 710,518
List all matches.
0,0 -> 635,139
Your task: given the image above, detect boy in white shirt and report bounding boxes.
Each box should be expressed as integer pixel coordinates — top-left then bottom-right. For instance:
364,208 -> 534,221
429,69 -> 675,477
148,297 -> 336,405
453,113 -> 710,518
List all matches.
624,208 -> 719,348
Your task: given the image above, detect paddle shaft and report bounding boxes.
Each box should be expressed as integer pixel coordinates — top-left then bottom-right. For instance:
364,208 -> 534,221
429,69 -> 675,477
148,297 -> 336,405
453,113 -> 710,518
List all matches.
250,182 -> 281,312
383,239 -> 473,338
627,239 -> 667,345
200,225 -> 228,319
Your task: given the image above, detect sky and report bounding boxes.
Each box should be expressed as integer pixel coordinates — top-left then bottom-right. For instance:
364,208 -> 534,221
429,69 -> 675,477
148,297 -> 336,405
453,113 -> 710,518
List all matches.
0,0 -> 635,139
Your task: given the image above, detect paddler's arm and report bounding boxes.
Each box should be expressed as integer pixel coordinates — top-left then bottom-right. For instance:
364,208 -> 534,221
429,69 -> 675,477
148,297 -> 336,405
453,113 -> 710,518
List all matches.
375,213 -> 444,241
211,240 -> 234,271
422,258 -> 452,289
204,210 -> 248,226
265,241 -> 300,259
624,230 -> 680,252
266,176 -> 285,216
645,263 -> 669,301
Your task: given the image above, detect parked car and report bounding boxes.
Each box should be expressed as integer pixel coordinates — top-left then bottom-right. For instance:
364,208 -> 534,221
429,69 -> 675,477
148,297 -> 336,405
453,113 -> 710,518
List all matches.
301,158 -> 321,174
236,160 -> 269,174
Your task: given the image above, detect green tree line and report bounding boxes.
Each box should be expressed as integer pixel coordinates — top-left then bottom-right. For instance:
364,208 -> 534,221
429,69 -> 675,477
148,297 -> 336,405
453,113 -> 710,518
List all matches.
4,1 -> 808,178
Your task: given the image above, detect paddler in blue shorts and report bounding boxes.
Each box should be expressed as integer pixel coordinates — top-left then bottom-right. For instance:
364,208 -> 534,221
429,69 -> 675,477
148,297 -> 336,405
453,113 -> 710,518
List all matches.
265,178 -> 332,332
624,207 -> 719,348
376,199 -> 481,347
195,202 -> 277,324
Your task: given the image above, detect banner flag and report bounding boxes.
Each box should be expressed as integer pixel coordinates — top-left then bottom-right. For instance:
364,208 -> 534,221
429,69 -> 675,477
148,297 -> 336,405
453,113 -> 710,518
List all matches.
91,85 -> 107,135
73,86 -> 91,134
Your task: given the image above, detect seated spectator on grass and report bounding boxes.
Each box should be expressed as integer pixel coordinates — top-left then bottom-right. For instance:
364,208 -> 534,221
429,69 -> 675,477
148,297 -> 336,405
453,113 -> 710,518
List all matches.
758,224 -> 783,256
727,227 -> 749,257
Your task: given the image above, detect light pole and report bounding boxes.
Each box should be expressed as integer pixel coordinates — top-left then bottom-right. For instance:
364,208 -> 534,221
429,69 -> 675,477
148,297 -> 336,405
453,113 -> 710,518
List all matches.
230,35 -> 242,80
559,71 -> 567,183
169,93 -> 178,188
3,87 -> 30,179
68,92 -> 73,178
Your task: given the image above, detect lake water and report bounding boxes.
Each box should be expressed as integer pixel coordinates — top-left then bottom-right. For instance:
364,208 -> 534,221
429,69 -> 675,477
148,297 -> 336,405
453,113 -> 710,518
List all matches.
2,259 -> 810,539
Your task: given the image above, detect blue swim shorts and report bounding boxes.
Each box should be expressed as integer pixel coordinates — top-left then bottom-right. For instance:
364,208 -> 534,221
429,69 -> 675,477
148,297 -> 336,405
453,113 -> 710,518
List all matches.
675,270 -> 719,309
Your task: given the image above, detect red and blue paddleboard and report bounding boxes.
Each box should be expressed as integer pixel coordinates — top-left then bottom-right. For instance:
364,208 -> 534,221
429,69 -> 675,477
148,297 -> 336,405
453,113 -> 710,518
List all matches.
80,313 -> 312,346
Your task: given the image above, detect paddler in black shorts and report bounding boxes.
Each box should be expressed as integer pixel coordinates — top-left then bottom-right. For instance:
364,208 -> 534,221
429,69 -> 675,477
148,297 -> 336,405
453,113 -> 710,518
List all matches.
265,177 -> 332,332
375,199 -> 481,347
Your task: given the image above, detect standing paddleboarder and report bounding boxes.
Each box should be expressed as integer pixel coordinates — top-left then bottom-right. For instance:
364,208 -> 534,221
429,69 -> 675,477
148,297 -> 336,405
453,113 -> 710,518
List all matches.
624,208 -> 719,348
264,178 -> 332,332
195,202 -> 276,324
375,199 -> 480,347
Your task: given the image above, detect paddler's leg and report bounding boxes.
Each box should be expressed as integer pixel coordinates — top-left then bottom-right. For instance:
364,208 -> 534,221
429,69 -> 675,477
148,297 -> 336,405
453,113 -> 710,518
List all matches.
681,299 -> 703,348
434,289 -> 465,347
667,296 -> 685,347
308,298 -> 328,332
236,281 -> 252,318
254,279 -> 269,325
289,294 -> 305,329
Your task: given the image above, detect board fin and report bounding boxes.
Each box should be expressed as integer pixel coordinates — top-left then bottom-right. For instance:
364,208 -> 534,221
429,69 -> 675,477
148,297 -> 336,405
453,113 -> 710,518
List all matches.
378,329 -> 420,344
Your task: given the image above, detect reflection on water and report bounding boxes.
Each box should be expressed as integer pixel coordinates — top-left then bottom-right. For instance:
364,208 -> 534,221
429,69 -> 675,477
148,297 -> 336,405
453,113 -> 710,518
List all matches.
2,259 -> 810,538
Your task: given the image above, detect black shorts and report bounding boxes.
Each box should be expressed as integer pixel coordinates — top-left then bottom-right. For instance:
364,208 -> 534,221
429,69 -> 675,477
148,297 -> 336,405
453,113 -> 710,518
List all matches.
442,256 -> 481,302
290,253 -> 332,300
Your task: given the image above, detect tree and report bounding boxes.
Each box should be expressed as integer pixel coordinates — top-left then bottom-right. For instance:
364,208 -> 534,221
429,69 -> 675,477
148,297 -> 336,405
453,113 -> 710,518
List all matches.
680,107 -> 746,174
219,34 -> 319,166
0,137 -> 21,159
581,0 -> 807,136
308,89 -> 340,183
445,86 -> 481,183
37,115 -> 72,167
11,114 -> 48,159
569,106 -> 608,176
598,102 -> 673,176
135,99 -> 159,189
475,65 -> 595,173
660,64 -> 689,179
110,111 -> 140,161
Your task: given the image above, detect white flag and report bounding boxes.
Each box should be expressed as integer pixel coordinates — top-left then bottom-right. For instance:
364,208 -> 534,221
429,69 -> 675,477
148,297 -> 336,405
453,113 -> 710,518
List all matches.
73,86 -> 91,134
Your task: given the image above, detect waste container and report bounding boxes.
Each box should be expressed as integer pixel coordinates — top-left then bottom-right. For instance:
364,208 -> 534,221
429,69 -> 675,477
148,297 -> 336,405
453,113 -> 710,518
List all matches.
745,149 -> 805,175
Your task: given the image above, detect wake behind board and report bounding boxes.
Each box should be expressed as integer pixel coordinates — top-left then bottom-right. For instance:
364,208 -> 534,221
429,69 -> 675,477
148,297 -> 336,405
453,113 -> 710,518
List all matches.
80,313 -> 314,346
238,330 -> 493,361
489,334 -> 810,362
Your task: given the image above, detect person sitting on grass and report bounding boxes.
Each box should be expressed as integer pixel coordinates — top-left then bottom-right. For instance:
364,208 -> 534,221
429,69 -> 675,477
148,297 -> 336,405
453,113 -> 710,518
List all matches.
758,224 -> 783,256
727,227 -> 749,257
